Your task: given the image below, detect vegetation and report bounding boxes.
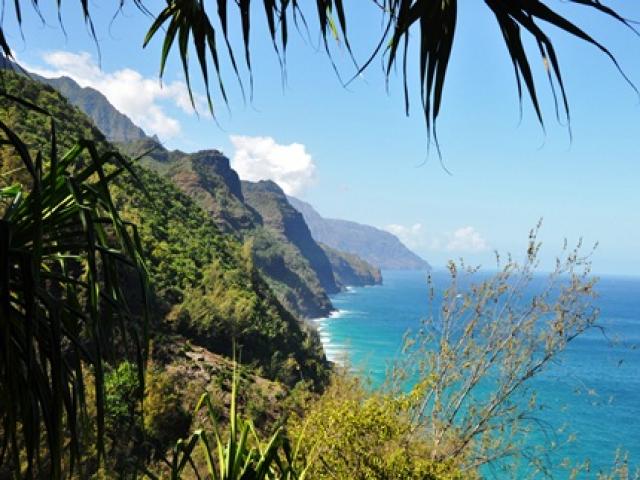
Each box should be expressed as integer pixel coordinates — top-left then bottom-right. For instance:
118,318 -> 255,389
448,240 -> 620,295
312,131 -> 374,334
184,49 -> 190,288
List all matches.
143,227 -> 608,479
0,70 -> 332,477
0,87 -> 148,476
320,243 -> 382,288
1,71 -> 329,389
288,373 -> 464,479
153,360 -> 309,480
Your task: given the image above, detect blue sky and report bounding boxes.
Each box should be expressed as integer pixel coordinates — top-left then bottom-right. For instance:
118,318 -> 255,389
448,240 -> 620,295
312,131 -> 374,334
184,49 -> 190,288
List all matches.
4,2 -> 640,274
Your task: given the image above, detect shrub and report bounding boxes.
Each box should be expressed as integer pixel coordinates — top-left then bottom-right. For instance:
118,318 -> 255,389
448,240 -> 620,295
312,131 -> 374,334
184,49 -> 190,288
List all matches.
287,372 -> 465,479
144,367 -> 191,453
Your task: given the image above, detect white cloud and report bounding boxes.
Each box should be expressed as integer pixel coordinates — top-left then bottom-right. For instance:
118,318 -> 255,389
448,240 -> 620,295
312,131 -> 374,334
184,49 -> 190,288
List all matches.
386,223 -> 432,249
385,223 -> 489,253
24,51 -> 200,139
446,226 -> 489,252
230,135 -> 316,196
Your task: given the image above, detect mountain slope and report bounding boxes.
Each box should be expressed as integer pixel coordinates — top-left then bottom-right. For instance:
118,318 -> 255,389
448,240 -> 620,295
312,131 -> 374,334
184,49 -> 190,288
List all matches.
288,196 -> 430,270
5,64 -> 384,317
122,140 -> 336,318
0,57 -> 148,143
37,75 -> 150,143
320,244 -> 382,288
242,180 -> 340,296
0,71 -> 328,386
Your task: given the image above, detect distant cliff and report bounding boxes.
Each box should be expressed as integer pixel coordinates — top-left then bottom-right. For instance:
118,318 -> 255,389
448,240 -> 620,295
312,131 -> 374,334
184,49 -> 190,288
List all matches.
288,197 -> 430,271
242,180 -> 340,297
320,244 -> 382,288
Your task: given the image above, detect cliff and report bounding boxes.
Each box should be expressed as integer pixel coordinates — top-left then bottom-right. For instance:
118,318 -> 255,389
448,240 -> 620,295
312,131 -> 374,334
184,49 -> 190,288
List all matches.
242,180 -> 340,296
16,68 -> 392,318
121,142 -> 335,318
320,244 -> 383,288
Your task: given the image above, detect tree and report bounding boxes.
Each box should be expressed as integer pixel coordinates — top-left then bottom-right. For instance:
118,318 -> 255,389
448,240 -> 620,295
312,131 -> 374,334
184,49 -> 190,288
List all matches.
287,226 -> 603,478
389,226 -> 599,476
2,1 -> 637,148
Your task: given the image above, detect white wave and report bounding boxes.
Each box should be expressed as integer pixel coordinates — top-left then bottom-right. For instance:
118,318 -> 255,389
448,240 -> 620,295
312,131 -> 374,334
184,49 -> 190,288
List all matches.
324,347 -> 349,365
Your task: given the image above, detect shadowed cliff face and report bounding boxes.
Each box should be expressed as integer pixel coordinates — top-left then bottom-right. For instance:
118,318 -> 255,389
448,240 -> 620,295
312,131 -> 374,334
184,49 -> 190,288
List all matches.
242,180 -> 340,296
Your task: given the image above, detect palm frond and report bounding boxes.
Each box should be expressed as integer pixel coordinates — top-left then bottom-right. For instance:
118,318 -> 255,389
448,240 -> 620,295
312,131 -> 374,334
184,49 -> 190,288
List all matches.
142,0 -> 350,114
1,1 -> 636,141
140,0 -> 637,144
0,90 -> 149,479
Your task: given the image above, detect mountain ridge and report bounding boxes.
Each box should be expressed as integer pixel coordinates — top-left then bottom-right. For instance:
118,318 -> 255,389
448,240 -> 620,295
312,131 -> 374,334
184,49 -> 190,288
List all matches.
0,70 -> 329,386
9,66 -> 396,316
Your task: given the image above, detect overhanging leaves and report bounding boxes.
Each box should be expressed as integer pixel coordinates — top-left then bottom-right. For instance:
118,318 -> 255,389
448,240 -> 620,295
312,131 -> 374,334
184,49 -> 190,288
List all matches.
1,1 -> 636,143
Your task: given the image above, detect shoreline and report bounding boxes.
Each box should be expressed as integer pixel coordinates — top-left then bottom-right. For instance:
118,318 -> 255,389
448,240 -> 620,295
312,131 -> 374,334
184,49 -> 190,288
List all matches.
314,309 -> 350,364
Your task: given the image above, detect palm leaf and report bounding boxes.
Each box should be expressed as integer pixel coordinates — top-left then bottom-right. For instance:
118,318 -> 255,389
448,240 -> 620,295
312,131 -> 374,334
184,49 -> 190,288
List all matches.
138,0 -> 636,145
0,90 -> 149,478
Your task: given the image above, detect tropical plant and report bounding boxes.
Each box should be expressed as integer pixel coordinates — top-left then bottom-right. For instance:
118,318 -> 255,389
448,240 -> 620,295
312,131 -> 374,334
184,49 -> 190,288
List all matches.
287,372 -> 465,479
2,1 -> 636,145
143,0 -> 638,148
151,358 -> 310,480
0,91 -> 148,478
388,224 -> 599,476
284,226 -> 602,478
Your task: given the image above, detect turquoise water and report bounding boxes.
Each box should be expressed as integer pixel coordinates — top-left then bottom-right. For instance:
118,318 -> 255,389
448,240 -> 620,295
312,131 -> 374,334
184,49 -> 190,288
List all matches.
314,270 -> 640,477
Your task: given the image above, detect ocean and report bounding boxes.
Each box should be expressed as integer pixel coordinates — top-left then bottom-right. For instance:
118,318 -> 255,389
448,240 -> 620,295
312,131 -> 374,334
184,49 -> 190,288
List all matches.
314,270 -> 640,478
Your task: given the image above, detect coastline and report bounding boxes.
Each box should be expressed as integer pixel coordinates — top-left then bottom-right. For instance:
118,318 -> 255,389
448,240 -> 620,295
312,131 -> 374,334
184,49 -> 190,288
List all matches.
314,309 -> 350,364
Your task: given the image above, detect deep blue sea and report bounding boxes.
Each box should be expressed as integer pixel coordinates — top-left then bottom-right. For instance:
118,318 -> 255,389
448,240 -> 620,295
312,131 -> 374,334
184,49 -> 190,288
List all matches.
314,270 -> 640,478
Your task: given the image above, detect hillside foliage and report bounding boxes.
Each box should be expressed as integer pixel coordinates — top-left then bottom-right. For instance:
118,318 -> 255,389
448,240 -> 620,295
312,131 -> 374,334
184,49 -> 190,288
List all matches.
0,72 -> 329,387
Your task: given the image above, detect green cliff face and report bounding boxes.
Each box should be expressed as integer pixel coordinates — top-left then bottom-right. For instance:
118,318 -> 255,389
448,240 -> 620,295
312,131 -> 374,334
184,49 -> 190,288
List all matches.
0,72 -> 328,387
122,141 -> 335,319
16,70 -> 386,319
320,243 -> 383,288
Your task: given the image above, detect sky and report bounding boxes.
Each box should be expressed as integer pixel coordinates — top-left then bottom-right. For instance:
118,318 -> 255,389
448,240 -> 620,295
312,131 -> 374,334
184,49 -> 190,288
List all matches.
3,2 -> 640,275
